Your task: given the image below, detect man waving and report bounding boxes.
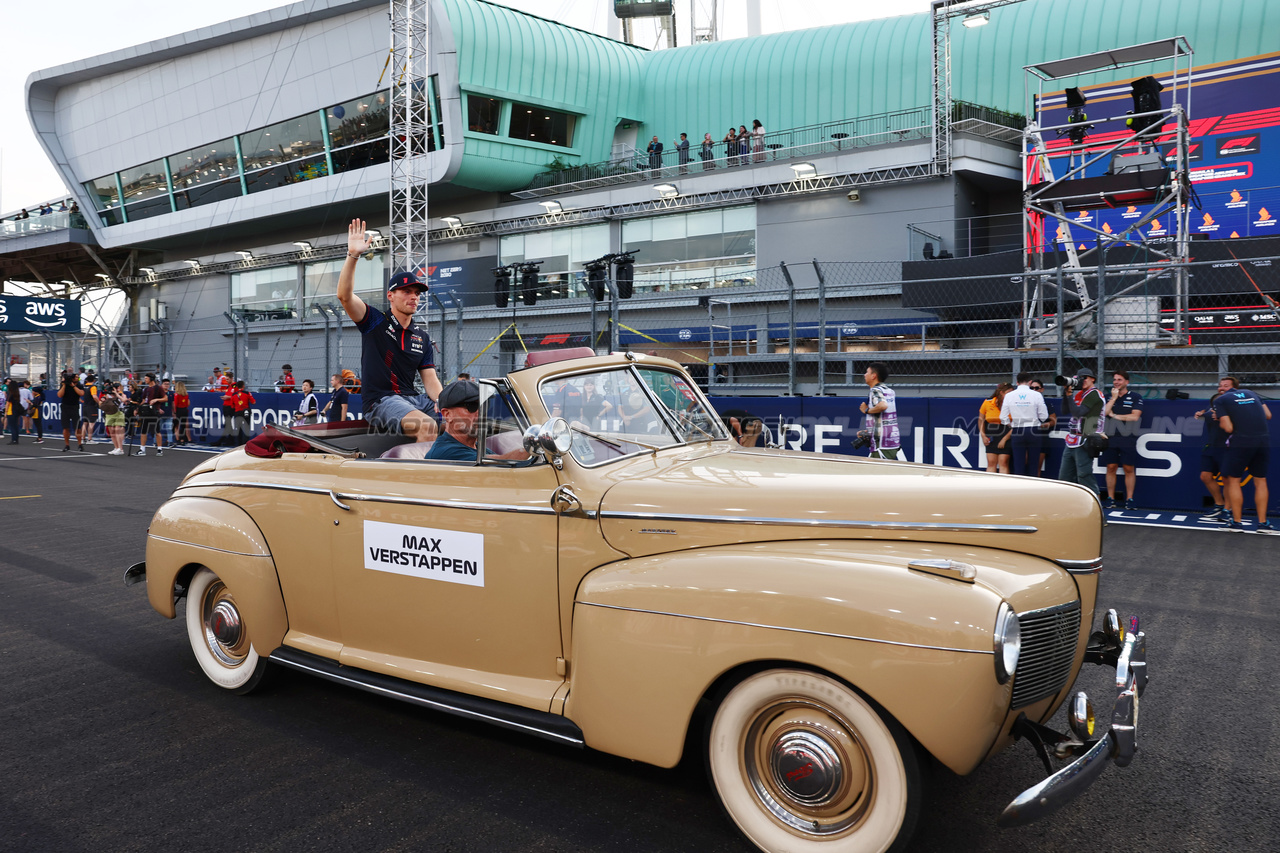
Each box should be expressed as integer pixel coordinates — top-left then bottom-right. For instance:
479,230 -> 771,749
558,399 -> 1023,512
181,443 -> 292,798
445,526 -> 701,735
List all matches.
338,219 -> 441,441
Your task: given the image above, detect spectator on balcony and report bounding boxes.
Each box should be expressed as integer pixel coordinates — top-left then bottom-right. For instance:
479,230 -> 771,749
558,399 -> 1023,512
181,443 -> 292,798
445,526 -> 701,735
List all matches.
676,133 -> 690,174
647,136 -> 664,175
738,125 -> 751,162
58,200 -> 68,212
700,133 -> 716,170
723,128 -> 738,166
751,119 -> 766,162
39,203 -> 53,216
68,202 -> 86,230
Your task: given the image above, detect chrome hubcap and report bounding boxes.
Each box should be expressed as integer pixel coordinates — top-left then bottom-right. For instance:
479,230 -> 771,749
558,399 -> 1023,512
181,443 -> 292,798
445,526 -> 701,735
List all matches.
744,701 -> 872,836
202,581 -> 250,667
210,600 -> 242,647
771,731 -> 842,806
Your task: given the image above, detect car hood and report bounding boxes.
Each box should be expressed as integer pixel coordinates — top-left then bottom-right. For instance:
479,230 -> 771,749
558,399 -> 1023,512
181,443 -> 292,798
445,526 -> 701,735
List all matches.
596,445 -> 1101,566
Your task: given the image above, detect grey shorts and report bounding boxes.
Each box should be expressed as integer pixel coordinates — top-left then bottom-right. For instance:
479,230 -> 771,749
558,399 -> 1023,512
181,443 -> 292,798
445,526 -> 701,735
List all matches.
365,393 -> 438,433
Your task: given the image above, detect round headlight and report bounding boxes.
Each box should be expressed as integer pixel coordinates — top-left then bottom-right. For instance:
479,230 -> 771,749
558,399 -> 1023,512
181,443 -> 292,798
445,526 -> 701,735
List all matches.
993,602 -> 1021,684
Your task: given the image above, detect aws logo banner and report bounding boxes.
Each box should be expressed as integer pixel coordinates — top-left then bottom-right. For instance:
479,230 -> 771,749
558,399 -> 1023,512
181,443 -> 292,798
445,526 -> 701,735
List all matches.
0,296 -> 81,333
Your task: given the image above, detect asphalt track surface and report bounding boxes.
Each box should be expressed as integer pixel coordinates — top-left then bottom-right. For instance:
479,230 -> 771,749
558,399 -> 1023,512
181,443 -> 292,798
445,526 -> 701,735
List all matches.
1,437 -> 1276,853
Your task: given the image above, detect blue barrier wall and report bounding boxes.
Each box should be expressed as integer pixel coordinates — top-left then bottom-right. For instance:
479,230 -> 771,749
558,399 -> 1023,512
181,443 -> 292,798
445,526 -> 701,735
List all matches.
39,391 -> 1274,513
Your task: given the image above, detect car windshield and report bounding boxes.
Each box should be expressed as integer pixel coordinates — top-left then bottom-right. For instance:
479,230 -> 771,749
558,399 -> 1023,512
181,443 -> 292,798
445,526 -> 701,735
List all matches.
538,366 -> 728,465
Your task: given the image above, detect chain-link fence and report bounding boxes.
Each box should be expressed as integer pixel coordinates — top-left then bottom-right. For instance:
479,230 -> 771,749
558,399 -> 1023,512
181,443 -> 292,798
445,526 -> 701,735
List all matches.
6,248 -> 1278,399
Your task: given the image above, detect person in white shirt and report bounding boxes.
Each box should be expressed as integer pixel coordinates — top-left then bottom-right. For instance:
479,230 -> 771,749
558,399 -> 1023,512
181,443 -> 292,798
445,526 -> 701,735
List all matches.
1000,372 -> 1049,476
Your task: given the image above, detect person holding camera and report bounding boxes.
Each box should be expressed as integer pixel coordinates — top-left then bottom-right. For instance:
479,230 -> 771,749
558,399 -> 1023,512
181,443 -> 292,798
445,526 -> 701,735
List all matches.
1101,369 -> 1145,510
1057,368 -> 1107,495
859,362 -> 900,460
57,370 -> 83,452
99,382 -> 127,455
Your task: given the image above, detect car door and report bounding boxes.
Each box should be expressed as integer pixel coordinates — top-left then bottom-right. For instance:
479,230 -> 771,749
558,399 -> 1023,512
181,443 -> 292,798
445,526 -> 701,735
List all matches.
327,396 -> 566,713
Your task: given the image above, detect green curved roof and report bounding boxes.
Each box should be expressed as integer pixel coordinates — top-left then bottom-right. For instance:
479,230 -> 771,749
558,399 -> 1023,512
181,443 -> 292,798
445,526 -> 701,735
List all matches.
439,0 -> 1279,192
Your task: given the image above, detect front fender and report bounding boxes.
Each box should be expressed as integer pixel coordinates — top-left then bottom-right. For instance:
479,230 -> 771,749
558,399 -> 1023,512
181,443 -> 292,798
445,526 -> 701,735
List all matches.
565,541 -> 1077,774
145,496 -> 288,656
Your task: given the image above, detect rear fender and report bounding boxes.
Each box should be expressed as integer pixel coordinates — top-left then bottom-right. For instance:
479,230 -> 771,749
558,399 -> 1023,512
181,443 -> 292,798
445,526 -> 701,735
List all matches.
145,497 -> 287,656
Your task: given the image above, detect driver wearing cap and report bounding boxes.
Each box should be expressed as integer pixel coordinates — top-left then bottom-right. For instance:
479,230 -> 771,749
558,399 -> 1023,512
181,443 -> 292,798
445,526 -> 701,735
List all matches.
338,218 -> 442,441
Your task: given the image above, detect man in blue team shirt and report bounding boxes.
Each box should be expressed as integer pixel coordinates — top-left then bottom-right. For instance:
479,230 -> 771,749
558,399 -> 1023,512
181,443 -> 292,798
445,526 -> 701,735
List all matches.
1101,369 -> 1144,509
338,218 -> 441,441
1214,376 -> 1274,533
1194,377 -> 1236,520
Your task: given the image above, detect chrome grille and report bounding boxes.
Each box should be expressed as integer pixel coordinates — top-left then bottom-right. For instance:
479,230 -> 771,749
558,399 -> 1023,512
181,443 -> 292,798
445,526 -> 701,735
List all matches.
1011,601 -> 1081,709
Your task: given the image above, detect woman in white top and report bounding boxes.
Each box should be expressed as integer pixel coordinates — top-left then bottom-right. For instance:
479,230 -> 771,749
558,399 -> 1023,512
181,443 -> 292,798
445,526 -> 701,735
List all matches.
751,119 -> 766,162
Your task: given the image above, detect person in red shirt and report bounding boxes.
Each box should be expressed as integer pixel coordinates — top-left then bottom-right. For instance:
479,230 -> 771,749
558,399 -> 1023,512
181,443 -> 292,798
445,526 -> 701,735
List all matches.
173,381 -> 192,444
230,381 -> 255,445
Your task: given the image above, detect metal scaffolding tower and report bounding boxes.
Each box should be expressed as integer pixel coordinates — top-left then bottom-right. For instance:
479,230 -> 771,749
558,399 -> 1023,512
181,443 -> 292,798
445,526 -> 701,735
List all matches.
390,0 -> 431,289
930,0 -> 1025,176
1021,37 -> 1195,347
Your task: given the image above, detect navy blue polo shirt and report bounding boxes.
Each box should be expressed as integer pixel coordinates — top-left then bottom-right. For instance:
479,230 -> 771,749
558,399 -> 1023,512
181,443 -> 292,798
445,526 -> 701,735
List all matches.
1106,389 -> 1144,442
355,304 -> 435,406
1216,389 -> 1270,446
327,386 -> 349,423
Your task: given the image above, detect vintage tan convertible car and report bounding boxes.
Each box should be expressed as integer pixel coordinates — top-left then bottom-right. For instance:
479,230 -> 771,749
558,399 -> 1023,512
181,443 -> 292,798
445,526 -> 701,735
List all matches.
127,350 -> 1146,853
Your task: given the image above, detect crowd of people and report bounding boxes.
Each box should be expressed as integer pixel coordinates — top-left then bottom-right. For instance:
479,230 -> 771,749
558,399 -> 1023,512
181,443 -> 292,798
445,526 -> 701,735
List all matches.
646,119 -> 768,175
7,199 -> 86,230
850,364 -> 1274,532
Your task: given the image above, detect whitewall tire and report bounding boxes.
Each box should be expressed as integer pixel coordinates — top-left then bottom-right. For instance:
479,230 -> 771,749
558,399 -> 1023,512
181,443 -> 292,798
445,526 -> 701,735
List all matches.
707,669 -> 922,853
185,567 -> 268,694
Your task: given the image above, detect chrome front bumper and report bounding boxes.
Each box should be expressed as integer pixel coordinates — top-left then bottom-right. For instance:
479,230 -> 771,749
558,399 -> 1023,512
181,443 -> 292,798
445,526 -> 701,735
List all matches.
998,611 -> 1147,827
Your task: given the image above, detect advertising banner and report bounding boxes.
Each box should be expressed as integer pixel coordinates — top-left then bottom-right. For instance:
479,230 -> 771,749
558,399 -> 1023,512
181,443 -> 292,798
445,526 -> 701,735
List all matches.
0,295 -> 82,333
1035,50 -> 1280,245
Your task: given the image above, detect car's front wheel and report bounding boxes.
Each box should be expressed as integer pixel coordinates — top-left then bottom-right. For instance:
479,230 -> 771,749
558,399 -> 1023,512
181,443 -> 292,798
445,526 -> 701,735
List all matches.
185,567 -> 268,694
707,669 -> 922,853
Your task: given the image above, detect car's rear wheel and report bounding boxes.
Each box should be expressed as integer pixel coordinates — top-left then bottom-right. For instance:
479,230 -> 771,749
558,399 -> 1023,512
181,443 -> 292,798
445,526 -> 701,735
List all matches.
707,669 -> 921,853
185,567 -> 268,694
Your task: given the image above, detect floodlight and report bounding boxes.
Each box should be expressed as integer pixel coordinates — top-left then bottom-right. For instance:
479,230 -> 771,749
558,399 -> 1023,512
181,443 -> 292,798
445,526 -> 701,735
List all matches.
790,162 -> 817,179
183,259 -> 200,266
292,241 -> 313,251
236,251 -> 254,259
962,12 -> 989,27
653,183 -> 679,199
539,200 -> 564,214
442,216 -> 462,228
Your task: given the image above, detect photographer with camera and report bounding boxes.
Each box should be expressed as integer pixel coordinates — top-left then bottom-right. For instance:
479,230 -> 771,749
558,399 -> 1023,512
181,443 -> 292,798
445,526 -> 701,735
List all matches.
858,362 -> 900,460
1056,368 -> 1107,495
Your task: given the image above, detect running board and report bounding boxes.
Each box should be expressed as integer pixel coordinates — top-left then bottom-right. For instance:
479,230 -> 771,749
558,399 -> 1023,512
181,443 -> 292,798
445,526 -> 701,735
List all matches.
269,646 -> 584,748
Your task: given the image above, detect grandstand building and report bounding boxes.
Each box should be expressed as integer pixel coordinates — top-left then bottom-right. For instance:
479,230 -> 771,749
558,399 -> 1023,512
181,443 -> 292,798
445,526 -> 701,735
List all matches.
4,0 -> 1279,393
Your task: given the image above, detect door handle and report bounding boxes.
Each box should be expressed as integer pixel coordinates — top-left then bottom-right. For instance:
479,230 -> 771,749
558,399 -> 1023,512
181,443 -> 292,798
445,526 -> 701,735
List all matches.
550,485 -> 582,515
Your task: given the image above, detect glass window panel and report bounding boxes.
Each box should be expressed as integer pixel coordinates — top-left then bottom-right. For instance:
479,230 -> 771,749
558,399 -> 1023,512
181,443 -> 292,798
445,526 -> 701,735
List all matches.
231,266 -> 299,320
123,196 -> 171,222
331,139 -> 390,174
467,95 -> 502,134
173,177 -> 243,210
245,154 -> 328,194
525,229 -> 570,260
569,224 -> 609,267
84,176 -> 120,209
118,160 -> 168,203
303,255 -> 385,312
499,234 -> 525,265
685,209 -> 721,237
240,113 -> 325,171
327,92 -> 390,149
723,205 -> 755,233
651,214 -> 686,242
508,101 -> 574,147
170,139 -> 238,189
622,218 -> 651,244
724,229 -> 755,256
